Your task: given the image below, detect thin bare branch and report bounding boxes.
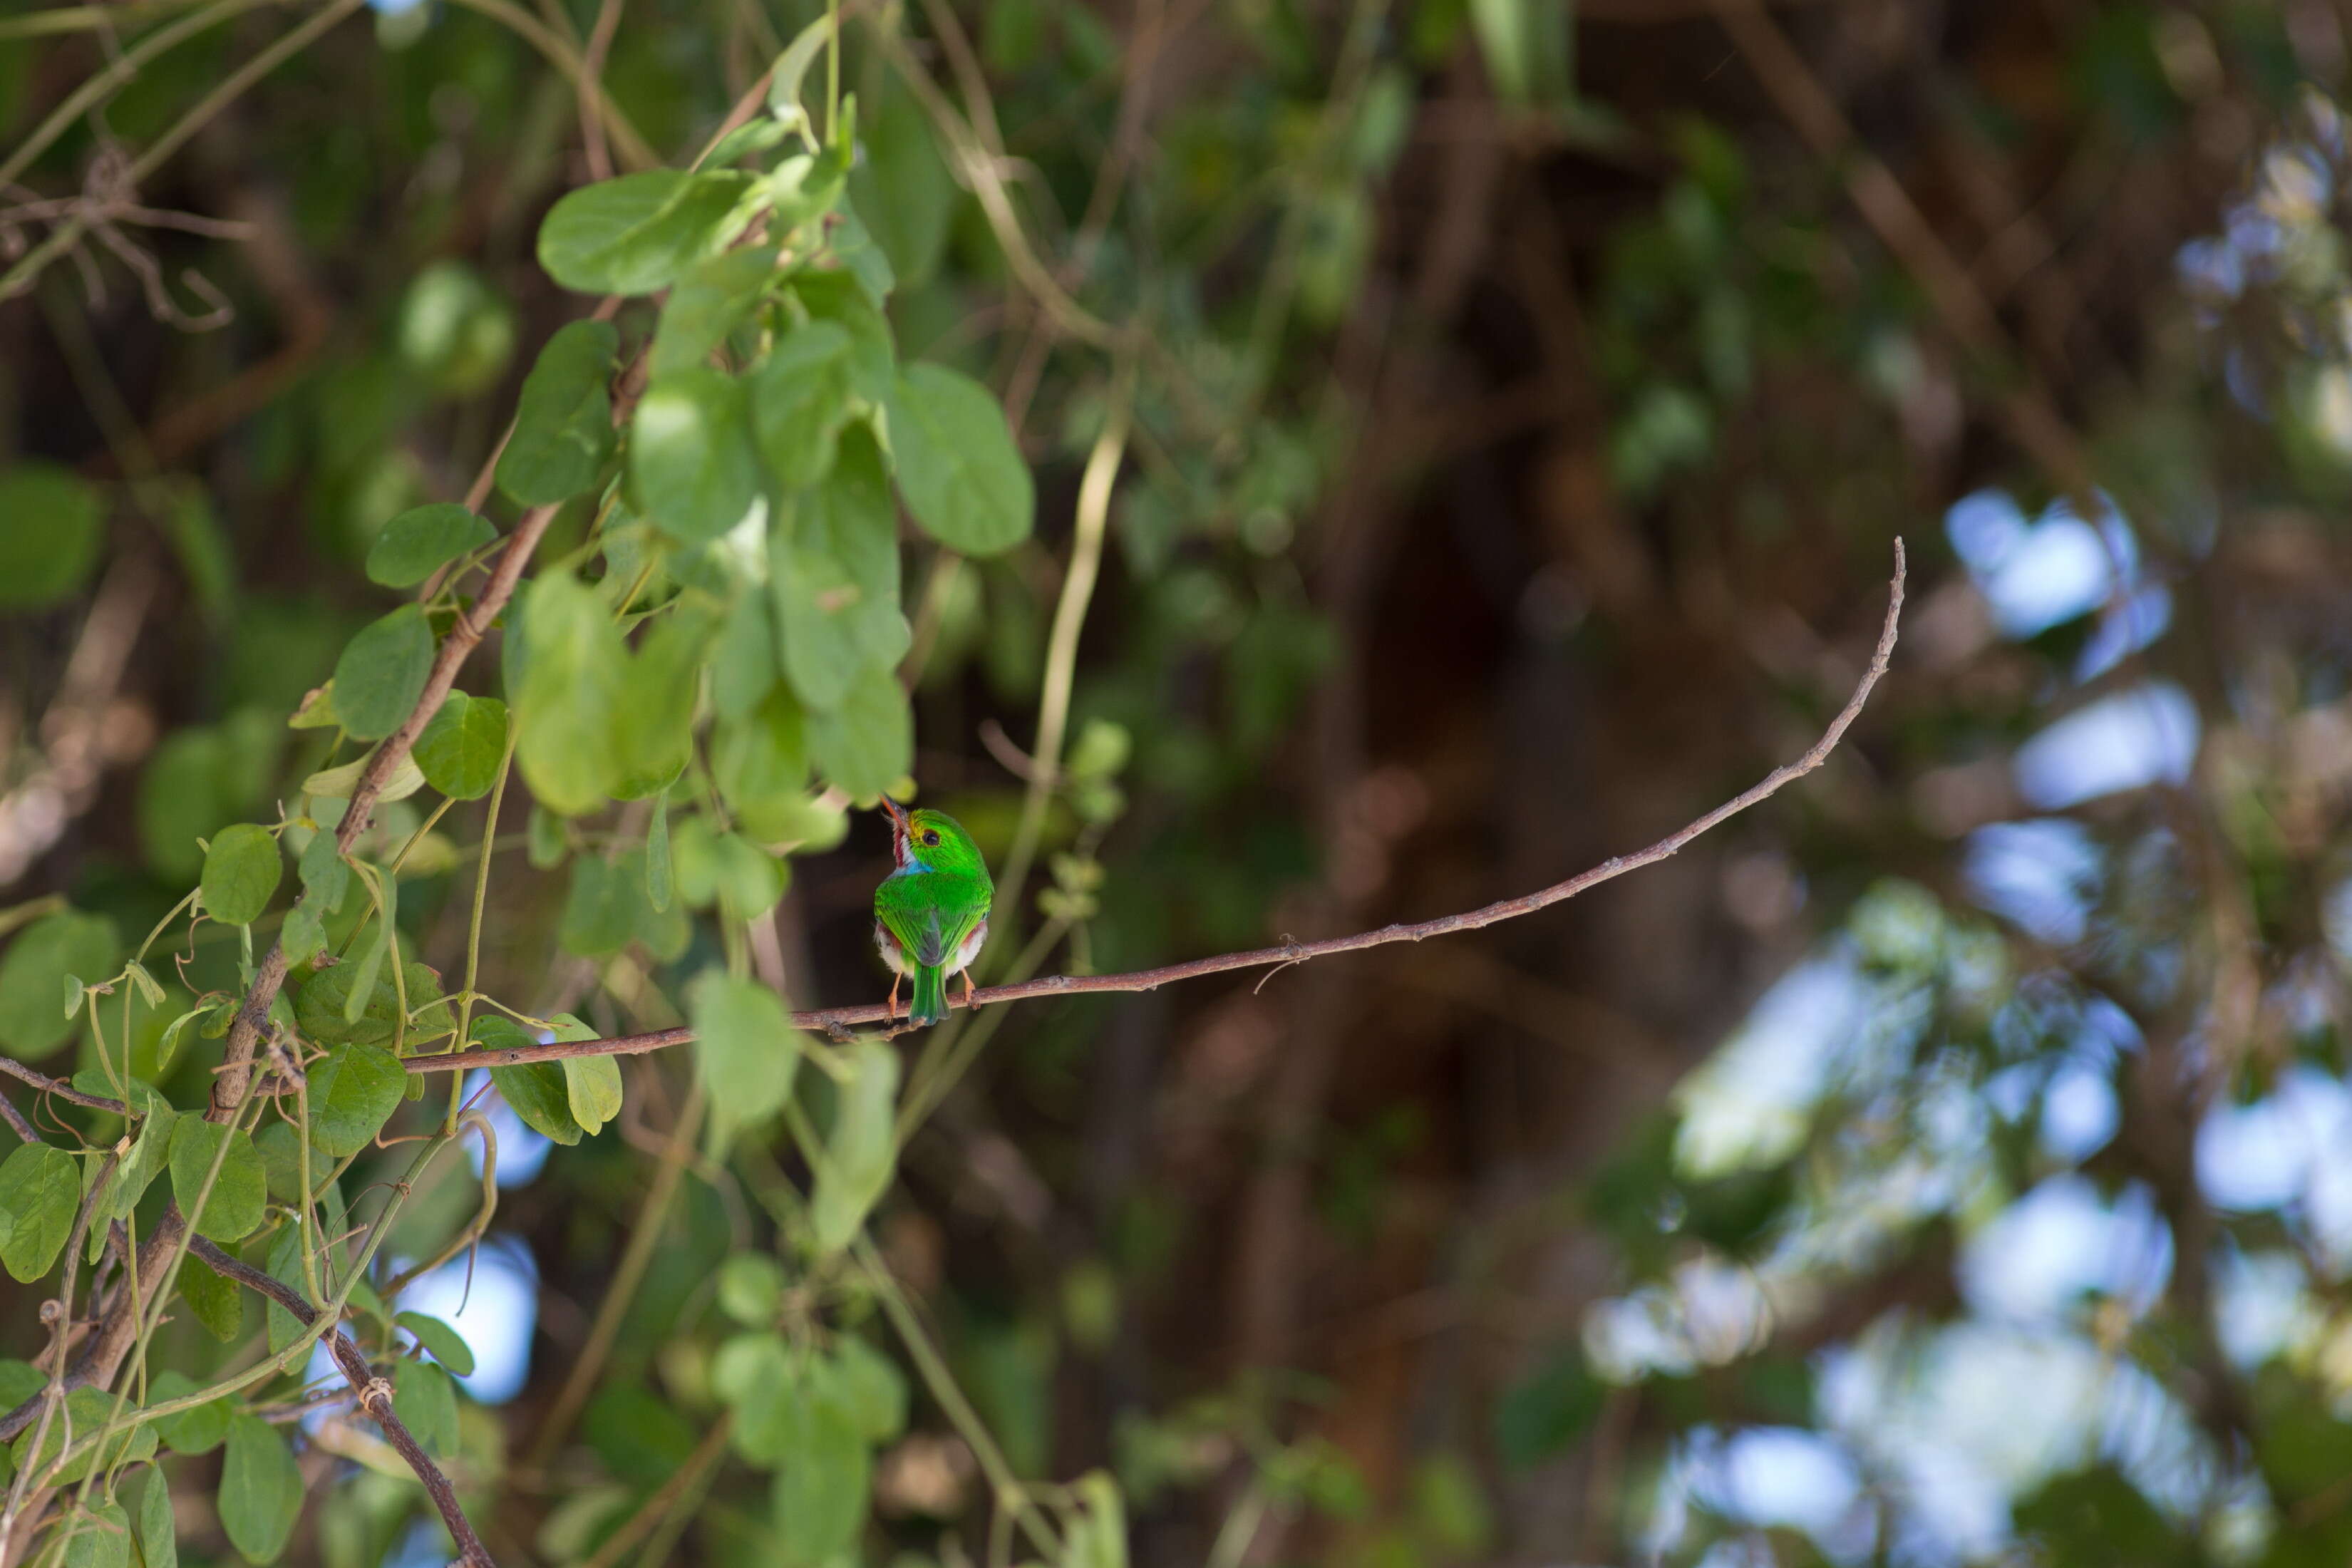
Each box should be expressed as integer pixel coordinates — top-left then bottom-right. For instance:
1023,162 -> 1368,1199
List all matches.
406,542 -> 1906,1069
0,1059 -> 125,1116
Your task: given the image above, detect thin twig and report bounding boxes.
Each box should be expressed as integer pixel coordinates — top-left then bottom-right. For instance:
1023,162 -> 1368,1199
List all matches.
0,1060 -> 125,1116
0,1094 -> 35,1145
407,543 -> 1905,1066
187,1239 -> 494,1568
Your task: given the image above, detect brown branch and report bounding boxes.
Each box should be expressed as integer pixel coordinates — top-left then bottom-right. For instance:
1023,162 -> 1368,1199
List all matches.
186,1239 -> 493,1568
405,542 -> 1905,1070
0,1059 -> 126,1116
0,1093 -> 35,1145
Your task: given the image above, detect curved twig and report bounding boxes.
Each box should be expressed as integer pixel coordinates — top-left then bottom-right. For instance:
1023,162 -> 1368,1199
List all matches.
405,542 -> 1905,1070
186,1239 -> 493,1568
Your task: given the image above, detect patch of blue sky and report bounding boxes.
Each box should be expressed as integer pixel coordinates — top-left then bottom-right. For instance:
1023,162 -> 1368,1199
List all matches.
1944,489 -> 2135,639
2195,1067 -> 2352,1212
2214,1247 -> 2320,1368
1673,951 -> 1867,1180
2038,1061 -> 2118,1162
1958,1175 -> 2171,1323
2013,682 -> 2199,808
1964,818 -> 2102,944
390,1234 -> 540,1404
1657,1427 -> 1872,1564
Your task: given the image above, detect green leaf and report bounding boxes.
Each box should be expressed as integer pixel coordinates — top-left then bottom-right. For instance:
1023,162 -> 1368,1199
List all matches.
671,819 -> 788,916
262,1220 -> 308,1356
396,1311 -> 477,1376
0,464 -> 105,608
629,368 -> 764,545
149,1368 -> 232,1454
688,971 -> 803,1150
715,1331 -> 796,1464
166,1120 -> 267,1242
332,605 -> 436,742
307,1041 -> 407,1156
365,504 -> 495,589
97,1095 -> 177,1226
300,753 -> 425,805
791,269 -> 895,403
414,692 -> 510,801
537,170 -> 755,296
62,1498 -> 131,1568
298,829 -> 351,914
394,1358 -> 460,1460
646,794 -> 674,914
0,1143 -> 80,1281
828,202 -> 897,306
711,586 -> 781,722
748,321 -> 856,491
294,960 -> 453,1048
651,246 -> 780,379
62,974 -> 83,1021
772,433 -> 905,713
564,1053 -> 624,1137
805,664 -> 913,802
218,1414 -> 303,1564
12,1387 -> 155,1485
887,363 -> 1033,557
515,571 -> 629,816
717,1253 -> 785,1326
477,1016 -> 586,1146
769,1376 -> 870,1564
615,607 -> 715,797
200,824 -> 282,927
560,854 -> 643,958
846,83 -> 954,288
498,320 -> 620,505
0,910 -> 120,1058
136,1459 -> 177,1568
810,1038 -> 899,1254
1062,1471 -> 1128,1568
830,1335 -> 909,1443
179,1251 -> 243,1341
765,14 -> 833,135
712,687 -> 810,835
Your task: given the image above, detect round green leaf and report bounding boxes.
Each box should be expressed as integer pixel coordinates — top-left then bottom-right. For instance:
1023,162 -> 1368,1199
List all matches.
717,1254 -> 785,1326
769,1382 -> 870,1562
0,1143 -> 80,1281
886,362 -> 1034,556
476,1016 -> 587,1146
564,1053 -> 624,1136
0,910 -> 120,1058
498,320 -> 619,505
396,1310 -> 477,1376
332,604 -> 436,741
167,1119 -> 267,1242
218,1414 -> 303,1564
688,971 -> 802,1150
810,1038 -> 899,1254
537,170 -> 754,296
748,322 -> 855,490
306,1041 -> 407,1157
514,572 -> 627,817
364,503 -> 495,589
200,823 -> 283,926
805,664 -> 912,802
394,1358 -> 460,1459
149,1368 -> 232,1455
629,368 -> 763,545
414,692 -> 510,800
0,464 -> 105,608
829,1335 -> 909,1444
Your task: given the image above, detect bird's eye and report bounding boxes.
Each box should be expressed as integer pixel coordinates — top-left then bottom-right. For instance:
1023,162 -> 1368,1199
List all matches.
922,830 -> 941,846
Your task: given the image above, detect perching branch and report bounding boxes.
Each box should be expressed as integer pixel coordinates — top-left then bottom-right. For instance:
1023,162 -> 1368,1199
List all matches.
0,1058 -> 125,1116
187,1239 -> 493,1568
405,542 -> 1905,1071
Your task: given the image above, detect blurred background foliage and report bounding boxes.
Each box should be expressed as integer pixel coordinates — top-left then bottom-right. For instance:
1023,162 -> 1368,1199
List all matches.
10,0 -> 2352,1564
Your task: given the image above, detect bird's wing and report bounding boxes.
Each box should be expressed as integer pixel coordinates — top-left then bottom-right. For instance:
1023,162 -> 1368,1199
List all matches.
918,897 -> 989,971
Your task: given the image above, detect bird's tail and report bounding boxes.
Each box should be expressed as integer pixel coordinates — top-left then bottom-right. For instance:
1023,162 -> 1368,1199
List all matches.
909,964 -> 948,1026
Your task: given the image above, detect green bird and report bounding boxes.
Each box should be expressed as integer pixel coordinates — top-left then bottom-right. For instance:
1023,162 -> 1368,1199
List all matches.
872,798 -> 994,1026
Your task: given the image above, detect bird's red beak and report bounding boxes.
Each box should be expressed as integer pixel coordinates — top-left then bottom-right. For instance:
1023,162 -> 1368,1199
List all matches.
879,796 -> 910,831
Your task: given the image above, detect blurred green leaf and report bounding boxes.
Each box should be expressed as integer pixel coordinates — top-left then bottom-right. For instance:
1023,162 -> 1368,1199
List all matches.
0,464 -> 104,609
537,170 -> 755,295
499,321 -> 621,505
887,363 -> 1033,556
